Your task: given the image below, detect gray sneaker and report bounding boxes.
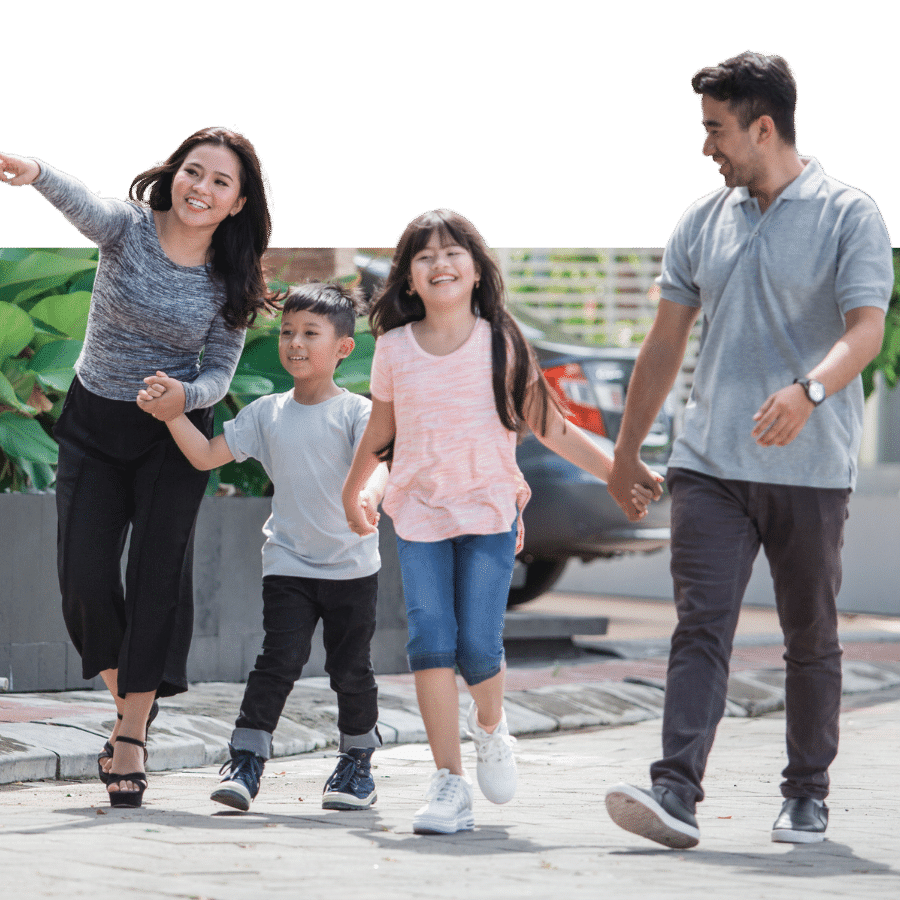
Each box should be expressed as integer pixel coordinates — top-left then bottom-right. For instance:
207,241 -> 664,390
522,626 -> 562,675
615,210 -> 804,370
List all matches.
605,782 -> 700,849
771,797 -> 828,843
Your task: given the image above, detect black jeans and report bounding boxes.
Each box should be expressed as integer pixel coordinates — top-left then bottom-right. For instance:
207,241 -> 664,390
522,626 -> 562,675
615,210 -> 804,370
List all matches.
236,573 -> 380,741
651,468 -> 850,810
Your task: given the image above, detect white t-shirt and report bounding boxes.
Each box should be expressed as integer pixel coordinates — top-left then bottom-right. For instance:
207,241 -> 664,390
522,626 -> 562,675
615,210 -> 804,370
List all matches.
223,389 -> 380,579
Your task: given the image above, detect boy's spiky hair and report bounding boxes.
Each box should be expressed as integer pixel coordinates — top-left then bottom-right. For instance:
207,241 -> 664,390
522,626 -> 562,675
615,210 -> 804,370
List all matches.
281,281 -> 369,338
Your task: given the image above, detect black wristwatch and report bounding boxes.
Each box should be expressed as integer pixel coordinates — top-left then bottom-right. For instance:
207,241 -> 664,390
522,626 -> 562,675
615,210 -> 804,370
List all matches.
794,378 -> 826,406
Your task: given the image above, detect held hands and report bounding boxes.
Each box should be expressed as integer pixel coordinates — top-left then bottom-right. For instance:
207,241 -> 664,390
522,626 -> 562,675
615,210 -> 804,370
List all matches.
345,488 -> 380,537
136,371 -> 187,422
607,455 -> 665,523
0,153 -> 40,186
752,383 -> 813,447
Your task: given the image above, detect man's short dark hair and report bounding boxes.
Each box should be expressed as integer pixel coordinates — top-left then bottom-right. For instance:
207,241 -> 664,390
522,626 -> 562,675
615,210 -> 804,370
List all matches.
692,52 -> 797,146
281,281 -> 368,339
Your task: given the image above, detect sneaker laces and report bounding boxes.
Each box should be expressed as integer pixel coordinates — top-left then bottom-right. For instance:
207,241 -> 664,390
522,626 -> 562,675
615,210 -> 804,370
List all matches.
470,727 -> 516,765
220,750 -> 263,783
324,753 -> 359,792
425,769 -> 466,804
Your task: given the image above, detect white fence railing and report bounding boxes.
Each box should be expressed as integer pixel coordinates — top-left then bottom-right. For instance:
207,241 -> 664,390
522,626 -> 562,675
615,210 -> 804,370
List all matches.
499,248 -> 701,414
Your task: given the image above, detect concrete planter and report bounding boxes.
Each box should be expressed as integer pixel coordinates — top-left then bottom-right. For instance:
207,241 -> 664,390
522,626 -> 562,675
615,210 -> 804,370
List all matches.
0,494 -> 409,693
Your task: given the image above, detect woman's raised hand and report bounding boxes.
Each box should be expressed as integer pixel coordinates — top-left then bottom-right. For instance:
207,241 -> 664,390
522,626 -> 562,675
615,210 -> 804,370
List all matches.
0,153 -> 41,186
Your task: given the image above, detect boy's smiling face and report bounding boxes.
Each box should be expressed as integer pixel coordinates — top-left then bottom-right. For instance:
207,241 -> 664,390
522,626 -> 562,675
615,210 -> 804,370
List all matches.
279,309 -> 354,388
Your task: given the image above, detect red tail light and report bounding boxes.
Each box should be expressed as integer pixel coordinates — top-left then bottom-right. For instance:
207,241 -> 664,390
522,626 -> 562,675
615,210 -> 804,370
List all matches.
542,363 -> 608,436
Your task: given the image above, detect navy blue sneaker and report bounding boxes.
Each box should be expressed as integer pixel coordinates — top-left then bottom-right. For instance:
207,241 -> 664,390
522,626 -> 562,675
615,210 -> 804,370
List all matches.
211,744 -> 264,812
322,748 -> 377,810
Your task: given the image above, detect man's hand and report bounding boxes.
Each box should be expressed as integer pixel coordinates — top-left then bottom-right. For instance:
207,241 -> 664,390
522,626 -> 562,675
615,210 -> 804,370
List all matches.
608,455 -> 664,522
751,383 -> 814,447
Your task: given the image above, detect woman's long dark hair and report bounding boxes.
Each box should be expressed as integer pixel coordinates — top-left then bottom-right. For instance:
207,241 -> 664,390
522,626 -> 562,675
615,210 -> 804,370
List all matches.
370,210 -> 563,446
129,127 -> 273,330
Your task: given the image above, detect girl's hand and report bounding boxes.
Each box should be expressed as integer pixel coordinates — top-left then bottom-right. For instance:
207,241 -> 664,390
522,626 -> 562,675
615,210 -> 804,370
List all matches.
630,473 -> 664,518
0,153 -> 41,186
345,492 -> 378,537
136,371 -> 187,422
357,488 -> 382,534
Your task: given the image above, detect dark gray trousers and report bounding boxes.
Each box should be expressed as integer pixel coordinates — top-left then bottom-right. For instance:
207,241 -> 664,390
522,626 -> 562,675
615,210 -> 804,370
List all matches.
651,468 -> 850,810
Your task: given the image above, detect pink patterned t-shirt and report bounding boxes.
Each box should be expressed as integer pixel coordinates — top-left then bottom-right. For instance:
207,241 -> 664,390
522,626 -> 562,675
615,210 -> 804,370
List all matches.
369,318 -> 531,543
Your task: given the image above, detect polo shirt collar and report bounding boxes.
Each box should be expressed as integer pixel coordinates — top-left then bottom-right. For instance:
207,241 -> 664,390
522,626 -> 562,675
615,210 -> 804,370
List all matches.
732,156 -> 824,208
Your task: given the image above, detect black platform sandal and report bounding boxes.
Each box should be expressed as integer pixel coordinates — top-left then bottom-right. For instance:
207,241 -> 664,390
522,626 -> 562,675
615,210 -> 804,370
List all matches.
98,701 -> 159,785
107,735 -> 148,808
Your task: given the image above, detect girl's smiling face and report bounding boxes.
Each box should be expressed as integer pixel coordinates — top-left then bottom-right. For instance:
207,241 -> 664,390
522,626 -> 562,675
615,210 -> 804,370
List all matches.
170,143 -> 246,229
408,231 -> 480,311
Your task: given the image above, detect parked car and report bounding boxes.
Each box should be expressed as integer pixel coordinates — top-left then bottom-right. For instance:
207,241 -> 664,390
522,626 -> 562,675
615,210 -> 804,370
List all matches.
355,254 -> 672,606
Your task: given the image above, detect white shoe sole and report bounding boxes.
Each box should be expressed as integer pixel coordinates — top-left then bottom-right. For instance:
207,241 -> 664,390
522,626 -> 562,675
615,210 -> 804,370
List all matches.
211,782 -> 252,812
771,827 -> 825,843
605,783 -> 700,849
322,790 -> 377,810
412,811 -> 475,835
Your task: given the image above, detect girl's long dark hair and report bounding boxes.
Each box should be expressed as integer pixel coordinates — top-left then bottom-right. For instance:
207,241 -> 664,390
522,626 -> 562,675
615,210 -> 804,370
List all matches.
129,127 -> 274,330
370,210 -> 563,452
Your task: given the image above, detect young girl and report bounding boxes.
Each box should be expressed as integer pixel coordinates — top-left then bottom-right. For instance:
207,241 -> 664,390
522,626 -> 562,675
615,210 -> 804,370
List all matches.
0,129 -> 274,808
342,210 -> 661,834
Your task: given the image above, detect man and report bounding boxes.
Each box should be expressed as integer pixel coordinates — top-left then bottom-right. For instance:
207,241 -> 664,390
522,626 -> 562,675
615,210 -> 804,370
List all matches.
603,52 -> 892,849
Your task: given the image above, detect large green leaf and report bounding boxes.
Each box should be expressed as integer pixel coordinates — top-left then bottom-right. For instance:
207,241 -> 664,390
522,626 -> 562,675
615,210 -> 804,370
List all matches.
229,373 -> 275,396
29,339 -> 83,392
0,371 -> 37,413
0,411 -> 58,464
0,302 -> 35,359
29,291 -> 92,340
12,456 -> 56,491
1,251 -> 98,289
334,331 -> 375,393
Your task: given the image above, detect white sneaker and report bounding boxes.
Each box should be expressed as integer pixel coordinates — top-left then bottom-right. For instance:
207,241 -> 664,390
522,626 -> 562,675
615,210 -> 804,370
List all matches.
412,768 -> 475,834
466,702 -> 517,804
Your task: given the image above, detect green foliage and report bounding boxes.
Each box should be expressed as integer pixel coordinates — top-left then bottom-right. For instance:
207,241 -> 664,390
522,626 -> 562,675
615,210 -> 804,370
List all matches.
862,248 -> 900,399
0,249 -> 98,491
0,247 -> 375,496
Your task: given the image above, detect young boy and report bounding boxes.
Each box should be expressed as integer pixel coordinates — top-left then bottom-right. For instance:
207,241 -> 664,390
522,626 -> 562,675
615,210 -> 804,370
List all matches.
161,283 -> 388,812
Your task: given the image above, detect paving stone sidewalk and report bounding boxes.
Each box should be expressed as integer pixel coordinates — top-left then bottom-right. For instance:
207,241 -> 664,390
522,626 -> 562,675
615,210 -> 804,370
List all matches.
2,637 -> 899,786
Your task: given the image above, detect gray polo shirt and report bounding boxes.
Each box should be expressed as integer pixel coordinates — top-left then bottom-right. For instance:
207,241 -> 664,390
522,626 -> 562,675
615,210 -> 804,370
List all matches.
223,389 -> 380,580
659,157 -> 892,490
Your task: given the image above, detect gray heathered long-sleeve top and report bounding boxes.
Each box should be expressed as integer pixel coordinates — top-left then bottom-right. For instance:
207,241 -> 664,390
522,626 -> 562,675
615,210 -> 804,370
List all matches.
32,163 -> 246,412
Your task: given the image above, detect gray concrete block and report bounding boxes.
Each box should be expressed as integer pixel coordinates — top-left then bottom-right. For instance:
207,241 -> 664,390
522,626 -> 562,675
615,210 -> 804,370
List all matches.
842,660 -> 900,693
9,642 -> 68,693
725,671 -> 786,716
502,697 -> 559,735
504,612 -> 608,639
0,724 -> 58,784
377,707 -> 428,745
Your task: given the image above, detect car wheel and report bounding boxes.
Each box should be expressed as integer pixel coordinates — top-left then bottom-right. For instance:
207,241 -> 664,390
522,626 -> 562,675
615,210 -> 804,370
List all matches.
507,558 -> 568,607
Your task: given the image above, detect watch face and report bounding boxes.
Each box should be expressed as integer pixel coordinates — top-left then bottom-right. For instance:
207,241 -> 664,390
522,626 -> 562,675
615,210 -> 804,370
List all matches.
808,381 -> 826,403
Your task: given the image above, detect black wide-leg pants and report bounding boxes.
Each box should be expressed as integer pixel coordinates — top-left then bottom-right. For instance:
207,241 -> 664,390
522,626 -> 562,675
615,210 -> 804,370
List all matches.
53,377 -> 212,698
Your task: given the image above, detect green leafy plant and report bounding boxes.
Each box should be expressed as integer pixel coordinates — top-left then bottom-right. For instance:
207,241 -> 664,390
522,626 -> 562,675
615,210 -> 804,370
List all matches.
0,248 -> 375,495
0,248 -> 98,491
862,248 -> 900,399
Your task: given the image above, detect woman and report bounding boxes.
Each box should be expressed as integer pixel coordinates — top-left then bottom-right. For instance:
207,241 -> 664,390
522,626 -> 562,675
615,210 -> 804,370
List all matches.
0,128 -> 274,807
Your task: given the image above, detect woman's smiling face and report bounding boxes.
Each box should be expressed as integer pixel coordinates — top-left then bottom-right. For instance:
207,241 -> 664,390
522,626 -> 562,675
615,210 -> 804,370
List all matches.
170,142 -> 246,229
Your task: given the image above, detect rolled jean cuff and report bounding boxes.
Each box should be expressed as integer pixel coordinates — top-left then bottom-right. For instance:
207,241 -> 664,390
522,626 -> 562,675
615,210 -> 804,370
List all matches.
230,727 -> 273,760
408,651 -> 460,672
340,725 -> 382,751
458,658 -> 503,687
